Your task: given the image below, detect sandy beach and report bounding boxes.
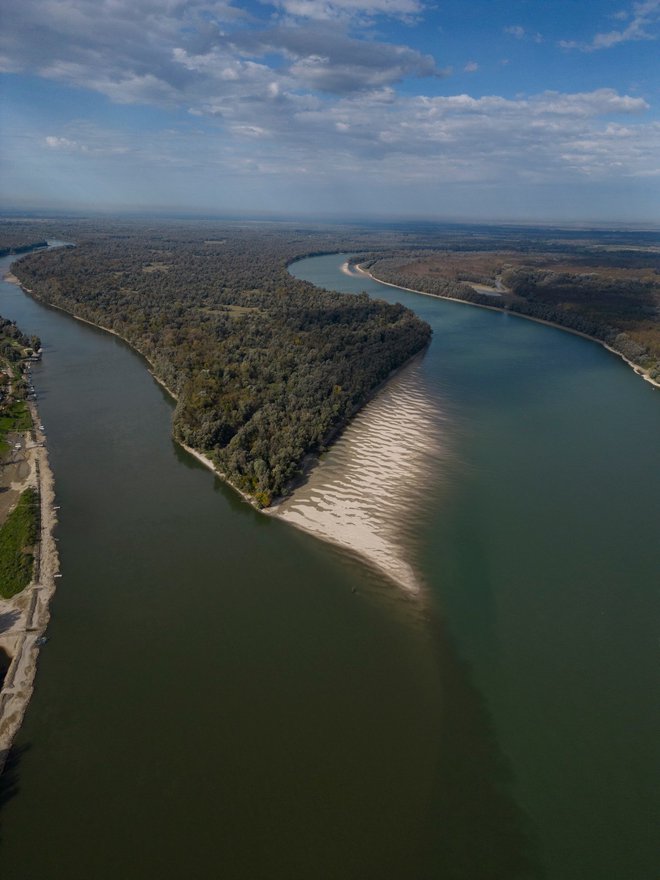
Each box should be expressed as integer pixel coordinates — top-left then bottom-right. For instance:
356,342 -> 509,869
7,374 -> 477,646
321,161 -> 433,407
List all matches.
178,370 -> 446,596
270,356 -> 449,594
340,260 -> 362,278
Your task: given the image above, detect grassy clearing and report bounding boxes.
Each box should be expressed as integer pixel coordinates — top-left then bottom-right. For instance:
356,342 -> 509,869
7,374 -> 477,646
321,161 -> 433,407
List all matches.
0,400 -> 32,432
0,401 -> 32,456
0,488 -> 39,599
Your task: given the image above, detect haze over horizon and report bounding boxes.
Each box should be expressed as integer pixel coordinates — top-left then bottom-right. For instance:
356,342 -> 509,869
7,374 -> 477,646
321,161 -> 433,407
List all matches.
2,0 -> 659,224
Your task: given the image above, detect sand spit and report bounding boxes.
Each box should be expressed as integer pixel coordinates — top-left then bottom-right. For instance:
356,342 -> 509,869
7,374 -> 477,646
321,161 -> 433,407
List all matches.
469,283 -> 502,297
356,264 -> 660,391
0,412 -> 59,772
270,358 -> 448,594
340,261 -> 362,278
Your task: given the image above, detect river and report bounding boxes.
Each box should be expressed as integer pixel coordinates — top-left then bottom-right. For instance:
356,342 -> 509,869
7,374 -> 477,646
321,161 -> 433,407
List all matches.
0,247 -> 658,879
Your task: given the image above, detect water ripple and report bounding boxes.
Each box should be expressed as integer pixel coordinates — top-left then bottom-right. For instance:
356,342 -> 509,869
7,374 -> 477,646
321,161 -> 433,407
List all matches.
271,358 -> 449,593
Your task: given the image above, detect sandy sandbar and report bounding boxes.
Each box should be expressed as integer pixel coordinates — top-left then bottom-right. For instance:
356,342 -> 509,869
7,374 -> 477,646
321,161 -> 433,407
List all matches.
268,356 -> 448,594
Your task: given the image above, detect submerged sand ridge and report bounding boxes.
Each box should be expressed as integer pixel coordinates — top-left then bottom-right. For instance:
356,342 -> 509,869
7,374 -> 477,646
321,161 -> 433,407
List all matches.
271,358 -> 448,593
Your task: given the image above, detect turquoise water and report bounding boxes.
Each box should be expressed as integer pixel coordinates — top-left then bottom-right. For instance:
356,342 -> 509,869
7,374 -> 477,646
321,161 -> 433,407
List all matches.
0,247 -> 657,878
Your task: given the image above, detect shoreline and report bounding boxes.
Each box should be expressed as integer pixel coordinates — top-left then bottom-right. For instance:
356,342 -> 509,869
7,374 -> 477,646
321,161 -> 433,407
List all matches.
0,393 -> 59,771
5,270 -> 266,513
4,267 -> 428,594
271,353 -> 446,596
355,263 -> 660,391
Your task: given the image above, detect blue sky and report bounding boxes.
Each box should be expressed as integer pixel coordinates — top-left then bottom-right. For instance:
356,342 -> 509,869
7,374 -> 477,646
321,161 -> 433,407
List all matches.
1,0 -> 659,222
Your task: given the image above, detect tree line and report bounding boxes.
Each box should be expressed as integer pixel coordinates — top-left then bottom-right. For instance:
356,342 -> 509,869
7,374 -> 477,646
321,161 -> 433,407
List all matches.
12,227 -> 431,505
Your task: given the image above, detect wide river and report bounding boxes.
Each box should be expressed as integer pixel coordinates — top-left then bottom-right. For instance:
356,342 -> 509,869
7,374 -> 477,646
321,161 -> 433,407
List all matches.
0,248 -> 658,878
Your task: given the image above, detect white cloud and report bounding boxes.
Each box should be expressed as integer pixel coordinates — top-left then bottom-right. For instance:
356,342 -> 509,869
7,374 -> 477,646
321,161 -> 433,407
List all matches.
229,124 -> 269,138
43,86 -> 658,185
504,25 -> 543,43
1,1 -> 442,106
45,135 -> 84,150
533,89 -> 649,116
265,0 -> 424,23
194,86 -> 655,190
5,85 -> 654,219
287,44 -> 438,92
559,0 -> 660,51
3,0 -> 660,205
44,127 -> 131,156
231,24 -> 442,93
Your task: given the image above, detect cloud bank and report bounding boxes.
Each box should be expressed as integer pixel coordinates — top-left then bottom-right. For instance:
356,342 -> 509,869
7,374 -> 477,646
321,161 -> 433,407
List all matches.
2,0 -> 659,217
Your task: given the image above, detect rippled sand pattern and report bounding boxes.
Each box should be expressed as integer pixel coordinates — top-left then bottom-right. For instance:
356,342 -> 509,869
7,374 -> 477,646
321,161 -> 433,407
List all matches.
272,360 -> 447,593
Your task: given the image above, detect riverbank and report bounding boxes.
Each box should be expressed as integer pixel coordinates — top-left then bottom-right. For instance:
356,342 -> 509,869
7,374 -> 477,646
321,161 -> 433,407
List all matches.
5,269 -> 430,593
6,270 -> 260,509
0,403 -> 59,772
180,364 -> 439,597
355,263 -> 660,391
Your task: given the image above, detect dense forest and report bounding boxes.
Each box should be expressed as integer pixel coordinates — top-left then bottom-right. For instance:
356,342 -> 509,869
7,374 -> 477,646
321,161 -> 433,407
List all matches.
359,242 -> 660,381
3,217 -> 657,503
8,224 -> 431,505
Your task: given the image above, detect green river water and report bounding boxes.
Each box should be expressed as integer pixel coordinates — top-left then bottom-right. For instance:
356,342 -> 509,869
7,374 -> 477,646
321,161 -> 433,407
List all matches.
0,247 -> 658,879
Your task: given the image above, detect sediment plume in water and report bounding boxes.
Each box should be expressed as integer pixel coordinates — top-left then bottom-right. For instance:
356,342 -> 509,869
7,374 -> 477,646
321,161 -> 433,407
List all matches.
272,359 -> 448,593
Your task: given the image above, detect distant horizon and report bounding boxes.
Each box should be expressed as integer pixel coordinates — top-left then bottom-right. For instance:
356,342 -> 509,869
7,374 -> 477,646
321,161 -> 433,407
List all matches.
2,204 -> 660,233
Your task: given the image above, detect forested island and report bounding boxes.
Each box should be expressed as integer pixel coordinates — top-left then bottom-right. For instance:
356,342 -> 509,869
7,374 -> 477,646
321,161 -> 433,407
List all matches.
7,222 -> 431,506
3,218 -> 657,506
